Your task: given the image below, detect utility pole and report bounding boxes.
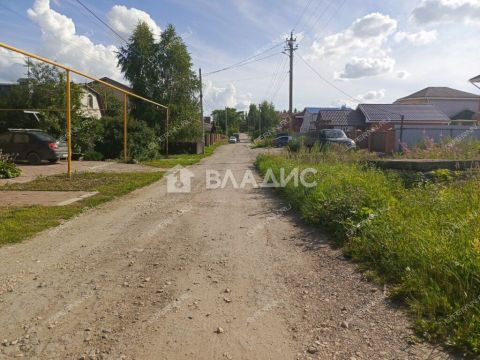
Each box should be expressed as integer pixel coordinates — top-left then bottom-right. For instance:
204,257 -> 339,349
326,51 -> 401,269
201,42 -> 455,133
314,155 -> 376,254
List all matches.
199,68 -> 205,153
25,57 -> 31,79
225,106 -> 228,137
286,32 -> 298,133
398,114 -> 405,152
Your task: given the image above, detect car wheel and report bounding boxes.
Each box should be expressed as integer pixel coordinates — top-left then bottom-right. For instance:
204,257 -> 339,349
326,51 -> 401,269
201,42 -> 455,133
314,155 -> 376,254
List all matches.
27,152 -> 42,165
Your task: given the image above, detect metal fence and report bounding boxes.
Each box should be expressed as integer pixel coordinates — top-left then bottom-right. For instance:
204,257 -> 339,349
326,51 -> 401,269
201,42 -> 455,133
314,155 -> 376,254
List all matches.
395,125 -> 480,146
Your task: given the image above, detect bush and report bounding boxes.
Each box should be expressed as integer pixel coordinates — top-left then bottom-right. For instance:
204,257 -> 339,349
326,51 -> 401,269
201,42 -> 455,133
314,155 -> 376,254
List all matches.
0,153 -> 21,179
287,137 -> 303,152
95,117 -> 159,161
83,150 -> 104,161
252,136 -> 272,148
73,117 -> 104,155
256,153 -> 480,355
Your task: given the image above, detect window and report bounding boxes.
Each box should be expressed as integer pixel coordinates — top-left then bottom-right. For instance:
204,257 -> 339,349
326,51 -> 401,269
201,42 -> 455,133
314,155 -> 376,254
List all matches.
31,131 -> 55,142
87,94 -> 94,108
324,129 -> 347,139
12,133 -> 30,144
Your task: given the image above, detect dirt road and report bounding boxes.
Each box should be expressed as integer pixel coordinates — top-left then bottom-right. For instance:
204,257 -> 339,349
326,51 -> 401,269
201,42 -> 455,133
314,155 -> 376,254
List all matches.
0,140 -> 454,359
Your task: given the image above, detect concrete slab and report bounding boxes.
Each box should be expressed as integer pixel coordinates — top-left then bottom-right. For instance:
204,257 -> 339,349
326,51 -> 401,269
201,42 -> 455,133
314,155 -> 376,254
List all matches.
0,191 -> 98,207
0,160 -> 162,186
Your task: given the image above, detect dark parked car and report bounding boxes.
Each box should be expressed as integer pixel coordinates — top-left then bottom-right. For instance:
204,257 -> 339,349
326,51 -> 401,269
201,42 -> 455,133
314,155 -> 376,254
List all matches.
0,129 -> 68,164
272,135 -> 293,147
310,129 -> 356,149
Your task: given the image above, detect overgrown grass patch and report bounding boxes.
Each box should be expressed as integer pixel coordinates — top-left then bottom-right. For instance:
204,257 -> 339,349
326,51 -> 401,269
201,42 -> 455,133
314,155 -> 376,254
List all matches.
0,171 -> 164,245
256,153 -> 480,355
143,141 -> 226,168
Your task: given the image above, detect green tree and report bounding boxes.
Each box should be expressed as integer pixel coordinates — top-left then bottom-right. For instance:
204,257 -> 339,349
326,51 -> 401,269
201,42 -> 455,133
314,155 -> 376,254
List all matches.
117,22 -> 201,147
211,107 -> 243,136
117,22 -> 157,125
247,101 -> 279,139
247,104 -> 260,138
0,61 -> 82,137
259,101 -> 279,135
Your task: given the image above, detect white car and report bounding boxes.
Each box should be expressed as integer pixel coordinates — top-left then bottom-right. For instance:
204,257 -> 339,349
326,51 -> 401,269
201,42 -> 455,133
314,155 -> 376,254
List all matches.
229,136 -> 237,144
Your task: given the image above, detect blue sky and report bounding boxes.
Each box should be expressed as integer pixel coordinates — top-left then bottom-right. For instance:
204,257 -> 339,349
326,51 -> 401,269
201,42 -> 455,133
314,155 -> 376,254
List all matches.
1,0 -> 479,114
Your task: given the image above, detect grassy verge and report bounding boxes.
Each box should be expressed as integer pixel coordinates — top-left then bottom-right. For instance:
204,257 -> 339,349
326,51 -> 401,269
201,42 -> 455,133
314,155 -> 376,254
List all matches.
256,152 -> 480,355
143,141 -> 226,168
0,172 -> 164,245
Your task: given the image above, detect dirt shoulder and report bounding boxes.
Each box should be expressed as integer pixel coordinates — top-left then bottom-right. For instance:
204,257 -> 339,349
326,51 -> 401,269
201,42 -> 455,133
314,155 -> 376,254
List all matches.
0,142 -> 454,359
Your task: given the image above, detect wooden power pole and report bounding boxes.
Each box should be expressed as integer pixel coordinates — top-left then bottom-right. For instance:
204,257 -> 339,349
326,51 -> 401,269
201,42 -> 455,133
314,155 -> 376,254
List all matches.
199,68 -> 205,153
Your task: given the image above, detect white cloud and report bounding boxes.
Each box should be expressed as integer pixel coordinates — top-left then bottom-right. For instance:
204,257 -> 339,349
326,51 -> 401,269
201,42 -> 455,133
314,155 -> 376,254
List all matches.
0,49 -> 25,82
203,81 -> 252,114
27,0 -> 122,80
335,89 -> 386,108
107,5 -> 162,40
394,30 -> 437,45
311,12 -> 397,58
358,89 -> 386,102
335,57 -> 395,79
412,0 -> 480,25
396,70 -> 411,79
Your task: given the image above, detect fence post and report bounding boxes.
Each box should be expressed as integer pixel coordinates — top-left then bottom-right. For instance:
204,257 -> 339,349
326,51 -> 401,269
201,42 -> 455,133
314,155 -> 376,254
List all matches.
123,93 -> 128,161
66,69 -> 72,179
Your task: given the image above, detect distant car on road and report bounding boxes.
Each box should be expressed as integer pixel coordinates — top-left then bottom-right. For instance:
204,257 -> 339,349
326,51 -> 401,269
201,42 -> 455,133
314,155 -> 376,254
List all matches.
272,135 -> 293,147
229,136 -> 237,144
0,129 -> 68,164
310,129 -> 356,149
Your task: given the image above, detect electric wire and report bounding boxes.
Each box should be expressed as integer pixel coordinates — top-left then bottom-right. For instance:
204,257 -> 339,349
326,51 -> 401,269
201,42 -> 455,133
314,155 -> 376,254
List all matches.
204,44 -> 284,76
74,0 -> 128,44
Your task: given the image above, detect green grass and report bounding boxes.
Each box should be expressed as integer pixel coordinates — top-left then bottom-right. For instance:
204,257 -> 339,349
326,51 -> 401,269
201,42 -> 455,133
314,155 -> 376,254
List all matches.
143,141 -> 226,168
256,152 -> 480,355
0,171 -> 164,245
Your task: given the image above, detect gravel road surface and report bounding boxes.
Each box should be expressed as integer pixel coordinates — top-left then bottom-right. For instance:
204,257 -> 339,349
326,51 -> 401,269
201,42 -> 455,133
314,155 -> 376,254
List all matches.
0,140 -> 454,359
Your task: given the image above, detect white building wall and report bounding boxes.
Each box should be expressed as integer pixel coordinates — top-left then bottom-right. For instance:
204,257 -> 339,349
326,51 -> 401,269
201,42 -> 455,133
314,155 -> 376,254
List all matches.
80,88 -> 102,119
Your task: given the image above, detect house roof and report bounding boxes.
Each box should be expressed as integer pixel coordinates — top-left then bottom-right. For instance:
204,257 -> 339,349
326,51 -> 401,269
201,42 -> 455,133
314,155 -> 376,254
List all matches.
470,75 -> 480,83
358,104 -> 450,123
304,107 -> 345,114
97,77 -> 132,92
397,87 -> 480,101
317,109 -> 364,127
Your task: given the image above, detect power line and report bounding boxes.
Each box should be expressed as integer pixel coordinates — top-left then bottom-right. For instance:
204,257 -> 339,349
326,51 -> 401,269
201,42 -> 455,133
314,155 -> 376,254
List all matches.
298,55 -> 406,117
303,0 -> 348,44
0,3 -> 26,18
264,55 -> 288,100
271,69 -> 289,102
211,73 -> 280,85
74,0 -> 128,44
297,55 -> 358,102
295,0 -> 328,36
204,50 -> 283,76
292,0 -> 315,32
